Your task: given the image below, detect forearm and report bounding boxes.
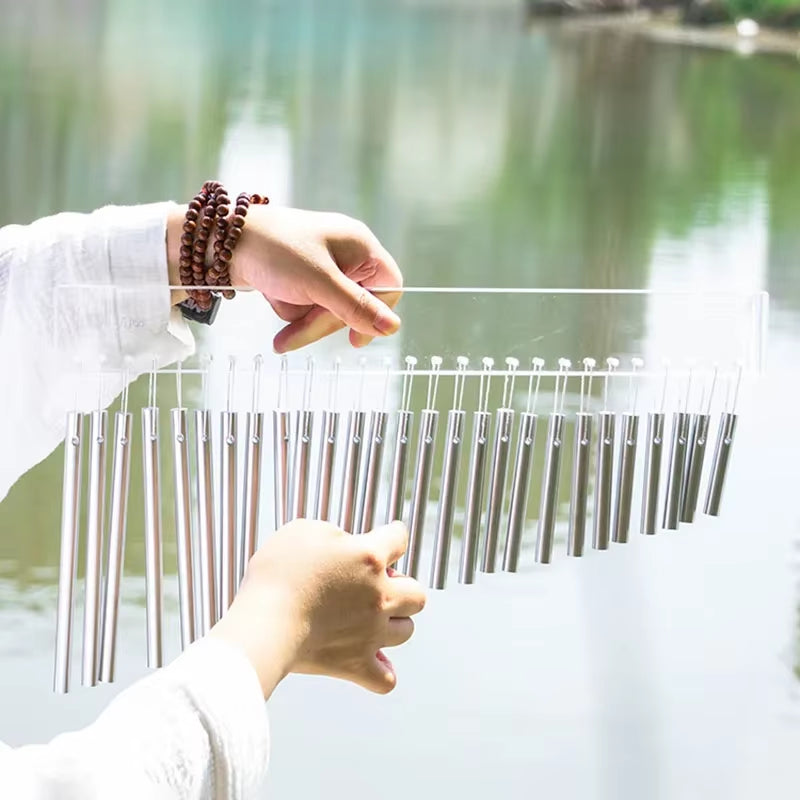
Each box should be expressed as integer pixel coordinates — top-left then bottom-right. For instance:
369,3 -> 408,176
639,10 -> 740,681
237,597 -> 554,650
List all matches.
0,203 -> 194,501
166,203 -> 189,306
0,639 -> 270,800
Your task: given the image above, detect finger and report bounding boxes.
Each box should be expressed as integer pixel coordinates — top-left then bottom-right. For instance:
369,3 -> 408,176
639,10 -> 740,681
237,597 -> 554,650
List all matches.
383,617 -> 415,648
267,297 -> 312,323
382,576 -> 426,617
273,306 -> 346,354
357,650 -> 397,695
347,286 -> 403,348
363,521 -> 408,567
315,270 -> 401,338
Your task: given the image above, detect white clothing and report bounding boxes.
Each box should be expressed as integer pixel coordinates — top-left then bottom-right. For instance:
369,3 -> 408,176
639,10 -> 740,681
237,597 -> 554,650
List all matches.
0,205 -> 270,798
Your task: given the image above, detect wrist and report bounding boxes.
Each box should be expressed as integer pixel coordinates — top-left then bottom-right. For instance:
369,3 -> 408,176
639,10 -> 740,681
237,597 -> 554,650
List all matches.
166,204 -> 189,306
208,585 -> 302,700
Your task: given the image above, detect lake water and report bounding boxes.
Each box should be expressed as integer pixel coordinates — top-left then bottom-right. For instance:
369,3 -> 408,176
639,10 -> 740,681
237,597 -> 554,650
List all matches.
1,1 -> 799,798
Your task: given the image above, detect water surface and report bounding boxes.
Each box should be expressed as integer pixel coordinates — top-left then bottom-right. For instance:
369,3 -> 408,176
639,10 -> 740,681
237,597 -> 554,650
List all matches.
1,2 -> 799,798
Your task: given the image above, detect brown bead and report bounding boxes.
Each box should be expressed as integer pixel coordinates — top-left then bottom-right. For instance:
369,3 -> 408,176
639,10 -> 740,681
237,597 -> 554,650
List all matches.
228,226 -> 242,242
180,245 -> 192,258
188,199 -> 203,212
185,209 -> 199,222
221,289 -> 236,300
196,227 -> 209,242
181,232 -> 193,245
232,214 -> 245,229
216,205 -> 229,218
218,248 -> 232,262
249,193 -> 261,204
180,259 -> 191,271
234,204 -> 248,217
183,220 -> 196,234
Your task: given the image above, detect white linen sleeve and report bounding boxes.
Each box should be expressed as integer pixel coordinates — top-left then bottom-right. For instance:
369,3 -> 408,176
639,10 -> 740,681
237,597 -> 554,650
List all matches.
0,202 -> 194,502
0,638 -> 270,800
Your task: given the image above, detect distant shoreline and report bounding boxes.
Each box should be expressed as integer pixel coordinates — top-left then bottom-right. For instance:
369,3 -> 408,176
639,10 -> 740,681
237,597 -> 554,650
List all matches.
526,9 -> 800,58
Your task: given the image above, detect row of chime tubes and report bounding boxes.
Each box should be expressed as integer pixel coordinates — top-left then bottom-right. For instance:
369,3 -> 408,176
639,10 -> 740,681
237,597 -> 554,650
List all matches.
53,352 -> 739,694
272,354 -> 739,589
53,359 -> 263,694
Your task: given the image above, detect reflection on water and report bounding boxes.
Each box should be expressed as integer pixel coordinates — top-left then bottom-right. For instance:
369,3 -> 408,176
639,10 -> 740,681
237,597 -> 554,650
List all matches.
1,1 -> 799,797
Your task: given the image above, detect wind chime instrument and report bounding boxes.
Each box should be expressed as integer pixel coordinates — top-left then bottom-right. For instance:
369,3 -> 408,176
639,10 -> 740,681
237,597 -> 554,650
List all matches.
49,285 -> 763,693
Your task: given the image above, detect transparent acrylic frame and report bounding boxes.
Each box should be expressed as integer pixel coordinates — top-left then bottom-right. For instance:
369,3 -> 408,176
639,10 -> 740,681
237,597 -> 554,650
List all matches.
52,283 -> 768,559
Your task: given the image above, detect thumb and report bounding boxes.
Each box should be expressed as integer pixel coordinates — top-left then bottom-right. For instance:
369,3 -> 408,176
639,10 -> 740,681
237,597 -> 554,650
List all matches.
363,521 -> 408,568
314,269 -> 401,337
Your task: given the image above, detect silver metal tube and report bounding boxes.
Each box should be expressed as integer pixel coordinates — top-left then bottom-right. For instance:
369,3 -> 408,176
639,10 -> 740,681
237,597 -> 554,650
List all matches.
459,411 -> 490,583
503,412 -> 538,573
273,410 -> 290,529
99,411 -> 132,683
481,409 -> 514,573
640,411 -> 665,536
612,413 -> 639,544
142,406 -> 163,669
82,409 -> 107,686
535,412 -> 565,565
220,411 -> 237,614
430,409 -> 465,588
54,412 -> 83,694
662,411 -> 689,530
193,409 -> 216,636
358,410 -> 388,534
386,410 -> 413,525
680,413 -> 710,523
314,410 -> 339,522
292,410 -> 314,521
404,409 -> 439,579
339,410 -> 366,533
239,411 -> 264,585
171,409 -> 195,650
567,412 -> 592,558
704,412 -> 737,517
593,412 -> 615,550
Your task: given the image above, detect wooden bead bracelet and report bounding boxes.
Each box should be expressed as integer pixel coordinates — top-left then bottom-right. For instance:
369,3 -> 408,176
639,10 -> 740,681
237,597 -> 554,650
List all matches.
178,181 -> 269,324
